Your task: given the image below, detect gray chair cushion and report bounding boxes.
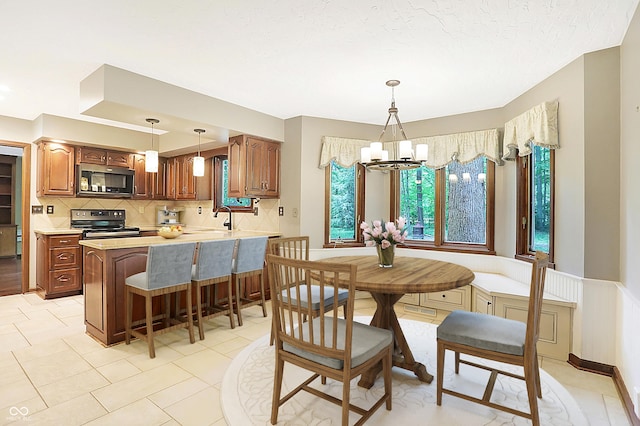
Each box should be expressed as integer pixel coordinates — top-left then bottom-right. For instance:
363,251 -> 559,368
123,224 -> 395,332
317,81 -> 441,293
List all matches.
283,317 -> 393,370
437,310 -> 526,356
232,236 -> 268,274
125,242 -> 197,290
192,239 -> 235,281
281,285 -> 349,311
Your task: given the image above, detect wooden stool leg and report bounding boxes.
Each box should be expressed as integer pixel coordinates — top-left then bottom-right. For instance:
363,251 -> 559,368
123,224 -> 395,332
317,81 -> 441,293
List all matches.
235,276 -> 243,327
185,283 -> 195,344
195,283 -> 205,340
145,293 -> 155,358
125,287 -> 132,345
227,277 -> 235,329
259,272 -> 267,317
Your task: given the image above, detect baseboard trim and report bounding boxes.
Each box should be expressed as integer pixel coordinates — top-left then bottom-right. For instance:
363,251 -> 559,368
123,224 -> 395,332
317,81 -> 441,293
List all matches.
568,353 -> 640,426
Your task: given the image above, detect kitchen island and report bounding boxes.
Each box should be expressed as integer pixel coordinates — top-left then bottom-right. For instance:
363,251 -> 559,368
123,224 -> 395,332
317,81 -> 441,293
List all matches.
80,229 -> 279,346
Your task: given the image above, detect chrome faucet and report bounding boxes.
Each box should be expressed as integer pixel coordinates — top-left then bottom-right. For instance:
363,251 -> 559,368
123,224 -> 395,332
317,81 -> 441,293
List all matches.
214,206 -> 232,231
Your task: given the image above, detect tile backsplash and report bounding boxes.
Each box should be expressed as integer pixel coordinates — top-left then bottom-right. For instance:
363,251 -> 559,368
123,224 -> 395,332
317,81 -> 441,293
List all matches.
32,197 -> 280,232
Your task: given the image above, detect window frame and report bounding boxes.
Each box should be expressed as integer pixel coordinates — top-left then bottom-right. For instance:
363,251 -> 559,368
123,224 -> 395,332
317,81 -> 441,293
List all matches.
323,161 -> 366,247
515,148 -> 555,266
391,160 -> 496,254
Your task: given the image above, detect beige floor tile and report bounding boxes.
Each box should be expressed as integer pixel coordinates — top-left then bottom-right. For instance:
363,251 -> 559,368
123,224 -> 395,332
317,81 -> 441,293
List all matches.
0,352 -> 26,386
96,358 -> 142,383
84,398 -> 171,426
160,420 -> 182,426
20,348 -> 93,387
0,376 -> 39,410
210,336 -> 253,356
91,363 -> 192,411
230,320 -> 272,341
0,311 -> 28,327
37,369 -> 110,407
211,418 -> 228,426
164,386 -> 224,426
172,348 -> 232,386
541,358 -> 619,398
26,393 -> 107,426
12,337 -> 70,363
0,329 -> 30,353
564,383 -> 614,425
48,303 -> 84,319
148,377 -> 210,408
63,332 -> 105,355
82,339 -> 147,368
126,344 -> 186,371
604,394 -> 632,425
0,396 -> 47,426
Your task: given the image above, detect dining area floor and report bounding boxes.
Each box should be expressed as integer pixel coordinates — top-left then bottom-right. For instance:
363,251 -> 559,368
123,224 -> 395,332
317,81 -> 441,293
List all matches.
0,292 -> 631,425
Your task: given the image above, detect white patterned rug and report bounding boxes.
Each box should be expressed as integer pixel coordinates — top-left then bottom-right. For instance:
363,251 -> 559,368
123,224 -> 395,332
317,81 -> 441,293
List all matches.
222,318 -> 588,425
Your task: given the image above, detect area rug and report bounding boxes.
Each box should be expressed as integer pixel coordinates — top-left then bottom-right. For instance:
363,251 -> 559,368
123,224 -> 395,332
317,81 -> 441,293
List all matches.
221,317 -> 588,425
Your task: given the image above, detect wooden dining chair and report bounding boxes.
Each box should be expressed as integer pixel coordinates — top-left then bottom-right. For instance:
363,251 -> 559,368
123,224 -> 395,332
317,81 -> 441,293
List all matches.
267,236 -> 349,345
436,251 -> 549,426
266,254 -> 393,426
124,242 -> 197,358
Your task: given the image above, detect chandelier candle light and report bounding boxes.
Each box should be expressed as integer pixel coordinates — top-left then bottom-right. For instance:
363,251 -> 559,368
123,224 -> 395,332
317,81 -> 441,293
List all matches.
360,80 -> 428,171
145,118 -> 159,173
361,217 -> 408,267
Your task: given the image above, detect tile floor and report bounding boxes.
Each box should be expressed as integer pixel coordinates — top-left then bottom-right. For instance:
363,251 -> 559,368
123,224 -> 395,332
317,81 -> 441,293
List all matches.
0,292 -> 632,425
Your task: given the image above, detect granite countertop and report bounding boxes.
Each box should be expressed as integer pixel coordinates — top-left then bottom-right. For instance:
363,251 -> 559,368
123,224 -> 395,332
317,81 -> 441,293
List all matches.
33,229 -> 84,235
79,229 -> 280,250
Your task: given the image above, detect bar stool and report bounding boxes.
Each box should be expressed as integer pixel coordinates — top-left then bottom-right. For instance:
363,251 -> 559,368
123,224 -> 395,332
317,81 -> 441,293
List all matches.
125,242 -> 197,358
192,239 -> 236,340
232,236 -> 268,326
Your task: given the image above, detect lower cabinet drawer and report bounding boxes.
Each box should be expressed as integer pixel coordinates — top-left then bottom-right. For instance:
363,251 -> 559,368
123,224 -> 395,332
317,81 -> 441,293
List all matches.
50,247 -> 81,268
420,286 -> 471,311
49,268 -> 81,293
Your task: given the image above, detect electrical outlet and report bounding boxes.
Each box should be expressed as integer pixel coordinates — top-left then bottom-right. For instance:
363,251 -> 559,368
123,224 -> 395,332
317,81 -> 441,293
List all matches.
198,206 -> 202,214
46,205 -> 54,214
138,206 -> 144,213
32,205 -> 43,214
278,206 -> 284,216
254,207 -> 259,216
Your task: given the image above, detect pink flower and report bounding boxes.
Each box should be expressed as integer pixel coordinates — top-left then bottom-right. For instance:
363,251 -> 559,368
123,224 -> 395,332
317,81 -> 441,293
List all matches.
360,222 -> 370,230
385,222 -> 396,233
373,220 -> 382,228
380,240 -> 391,249
397,217 -> 406,229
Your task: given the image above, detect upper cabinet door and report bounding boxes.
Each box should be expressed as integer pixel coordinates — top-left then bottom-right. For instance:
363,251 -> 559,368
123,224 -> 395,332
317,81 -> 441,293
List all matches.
227,135 -> 281,199
76,147 -> 132,169
106,151 -> 132,168
37,142 -> 75,196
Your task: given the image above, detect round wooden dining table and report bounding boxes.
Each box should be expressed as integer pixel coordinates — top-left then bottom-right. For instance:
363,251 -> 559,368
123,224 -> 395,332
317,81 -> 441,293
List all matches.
320,255 -> 475,388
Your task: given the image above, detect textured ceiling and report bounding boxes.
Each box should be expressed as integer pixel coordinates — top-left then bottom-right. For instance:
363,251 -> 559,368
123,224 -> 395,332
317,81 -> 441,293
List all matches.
0,0 -> 638,133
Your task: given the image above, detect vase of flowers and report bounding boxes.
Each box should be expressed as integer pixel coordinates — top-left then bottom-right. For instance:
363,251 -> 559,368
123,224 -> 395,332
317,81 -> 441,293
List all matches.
361,217 -> 408,267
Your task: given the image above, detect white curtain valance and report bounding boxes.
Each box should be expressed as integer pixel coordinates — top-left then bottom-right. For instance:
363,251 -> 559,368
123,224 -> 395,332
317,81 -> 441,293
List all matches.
319,129 -> 501,169
502,100 -> 559,160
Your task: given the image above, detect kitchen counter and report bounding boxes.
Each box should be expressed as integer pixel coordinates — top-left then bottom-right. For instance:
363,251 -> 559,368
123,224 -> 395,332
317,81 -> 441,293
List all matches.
81,228 -> 280,346
79,229 -> 279,250
33,228 -> 84,235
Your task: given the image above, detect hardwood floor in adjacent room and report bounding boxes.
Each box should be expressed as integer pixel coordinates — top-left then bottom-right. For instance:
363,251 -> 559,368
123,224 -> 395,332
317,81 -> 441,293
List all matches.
0,256 -> 22,296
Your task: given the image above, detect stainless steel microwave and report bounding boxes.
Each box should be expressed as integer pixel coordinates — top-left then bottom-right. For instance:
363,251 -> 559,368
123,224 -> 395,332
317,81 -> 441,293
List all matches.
76,164 -> 134,198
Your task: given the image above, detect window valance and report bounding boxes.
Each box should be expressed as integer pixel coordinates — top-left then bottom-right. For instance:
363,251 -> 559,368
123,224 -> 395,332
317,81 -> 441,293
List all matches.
502,100 -> 559,160
319,129 -> 501,169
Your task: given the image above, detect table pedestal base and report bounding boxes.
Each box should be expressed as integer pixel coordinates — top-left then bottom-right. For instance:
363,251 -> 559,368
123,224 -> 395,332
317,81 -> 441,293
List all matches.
358,293 -> 434,389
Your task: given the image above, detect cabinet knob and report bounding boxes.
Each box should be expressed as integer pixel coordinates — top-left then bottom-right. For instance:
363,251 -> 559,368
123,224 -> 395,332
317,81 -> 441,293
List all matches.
441,294 -> 446,298
487,301 -> 492,305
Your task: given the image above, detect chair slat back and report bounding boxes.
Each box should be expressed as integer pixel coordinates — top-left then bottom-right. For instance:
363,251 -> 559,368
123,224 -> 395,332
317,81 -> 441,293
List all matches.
525,251 -> 549,352
193,239 -> 236,281
268,236 -> 309,260
266,254 -> 357,365
146,242 -> 197,289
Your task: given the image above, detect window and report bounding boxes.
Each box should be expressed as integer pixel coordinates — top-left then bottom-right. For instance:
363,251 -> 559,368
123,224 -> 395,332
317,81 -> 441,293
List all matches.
324,161 -> 365,246
213,155 -> 253,212
395,157 -> 495,253
516,145 -> 554,263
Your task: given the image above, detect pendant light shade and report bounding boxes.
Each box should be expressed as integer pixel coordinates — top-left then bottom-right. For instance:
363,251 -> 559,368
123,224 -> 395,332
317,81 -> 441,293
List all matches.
193,128 -> 205,177
145,118 -> 159,173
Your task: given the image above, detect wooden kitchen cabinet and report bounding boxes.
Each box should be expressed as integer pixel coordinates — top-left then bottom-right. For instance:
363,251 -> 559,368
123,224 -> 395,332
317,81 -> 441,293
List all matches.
166,154 -> 211,200
228,135 -> 281,199
132,154 -> 167,199
37,141 -> 75,197
0,156 -> 15,225
76,147 -> 132,169
36,233 -> 82,299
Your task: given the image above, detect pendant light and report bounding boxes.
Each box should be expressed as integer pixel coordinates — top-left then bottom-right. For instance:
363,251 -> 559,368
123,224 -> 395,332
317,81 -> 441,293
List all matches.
145,118 -> 159,173
193,128 -> 205,177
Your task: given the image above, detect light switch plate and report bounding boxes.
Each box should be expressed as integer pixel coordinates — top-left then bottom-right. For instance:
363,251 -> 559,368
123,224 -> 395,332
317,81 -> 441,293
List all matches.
46,205 -> 54,214
278,206 -> 284,216
32,205 -> 43,214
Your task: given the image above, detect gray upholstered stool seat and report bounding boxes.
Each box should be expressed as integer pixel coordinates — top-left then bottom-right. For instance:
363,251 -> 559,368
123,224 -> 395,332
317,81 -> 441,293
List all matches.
124,242 -> 197,358
284,317 -> 393,370
437,310 -> 526,356
191,239 -> 236,339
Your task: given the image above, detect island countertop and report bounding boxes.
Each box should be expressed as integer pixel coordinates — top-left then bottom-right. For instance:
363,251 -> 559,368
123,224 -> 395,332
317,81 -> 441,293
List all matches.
79,229 -> 280,250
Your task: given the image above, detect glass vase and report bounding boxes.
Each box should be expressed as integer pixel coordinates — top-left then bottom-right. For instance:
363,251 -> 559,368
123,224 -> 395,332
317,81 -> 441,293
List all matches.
376,244 -> 395,268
